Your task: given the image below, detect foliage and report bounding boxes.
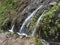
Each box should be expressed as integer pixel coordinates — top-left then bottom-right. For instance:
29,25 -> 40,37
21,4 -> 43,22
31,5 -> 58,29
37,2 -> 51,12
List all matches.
0,0 -> 20,30
0,29 -> 3,33
0,0 -> 19,16
38,2 -> 60,41
0,18 -> 11,30
35,38 -> 42,45
29,2 -> 60,41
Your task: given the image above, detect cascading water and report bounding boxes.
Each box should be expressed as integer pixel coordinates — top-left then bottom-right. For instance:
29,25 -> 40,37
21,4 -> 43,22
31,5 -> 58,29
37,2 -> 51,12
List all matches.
26,22 -> 30,28
17,5 -> 43,36
31,11 -> 46,36
19,0 -> 50,34
9,25 -> 14,33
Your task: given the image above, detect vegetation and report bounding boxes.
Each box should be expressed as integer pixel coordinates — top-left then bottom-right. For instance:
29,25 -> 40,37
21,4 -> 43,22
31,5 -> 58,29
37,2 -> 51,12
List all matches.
0,29 -> 3,33
35,37 -> 42,45
0,0 -> 29,30
0,0 -> 20,30
38,2 -> 60,41
0,0 -> 60,45
29,1 -> 60,42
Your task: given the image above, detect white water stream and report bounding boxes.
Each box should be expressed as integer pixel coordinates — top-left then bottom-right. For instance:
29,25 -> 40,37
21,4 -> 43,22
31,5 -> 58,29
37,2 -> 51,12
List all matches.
9,25 -> 14,33
19,5 -> 43,33
17,5 -> 43,37
31,11 -> 46,36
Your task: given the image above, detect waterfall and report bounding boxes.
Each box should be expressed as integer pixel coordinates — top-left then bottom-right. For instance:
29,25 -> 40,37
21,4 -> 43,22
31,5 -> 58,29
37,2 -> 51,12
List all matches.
9,25 -> 14,33
17,0 -> 51,36
19,0 -> 51,34
17,5 -> 43,36
20,5 -> 43,32
19,5 -> 43,32
26,22 -> 30,28
31,11 -> 46,36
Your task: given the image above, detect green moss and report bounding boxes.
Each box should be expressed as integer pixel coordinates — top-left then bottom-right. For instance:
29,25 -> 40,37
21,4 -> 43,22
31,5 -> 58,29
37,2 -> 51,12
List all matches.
0,29 -> 3,33
7,32 -> 12,35
35,38 -> 42,45
43,2 -> 60,17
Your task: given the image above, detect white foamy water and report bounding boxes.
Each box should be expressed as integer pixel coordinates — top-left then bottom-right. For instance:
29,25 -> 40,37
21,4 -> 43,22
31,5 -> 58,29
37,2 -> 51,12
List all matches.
9,25 -> 14,33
